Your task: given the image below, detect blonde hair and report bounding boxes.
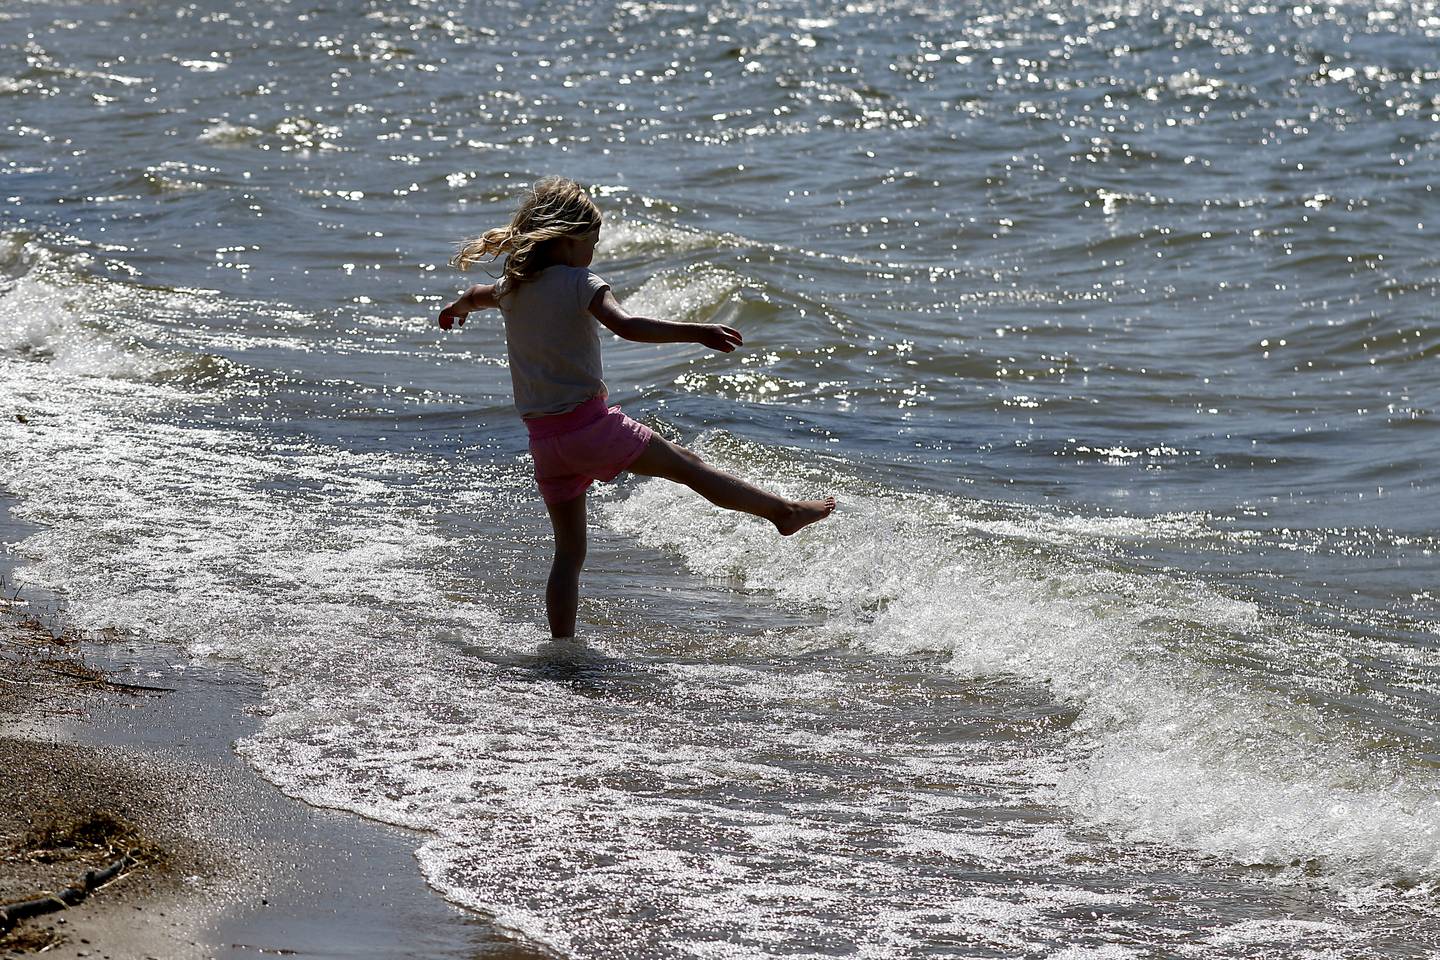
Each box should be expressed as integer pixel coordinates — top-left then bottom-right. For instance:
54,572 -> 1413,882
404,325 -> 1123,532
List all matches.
450,176 -> 602,293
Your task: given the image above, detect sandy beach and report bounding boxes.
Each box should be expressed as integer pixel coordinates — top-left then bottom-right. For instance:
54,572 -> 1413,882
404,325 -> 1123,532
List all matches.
0,582 -> 544,960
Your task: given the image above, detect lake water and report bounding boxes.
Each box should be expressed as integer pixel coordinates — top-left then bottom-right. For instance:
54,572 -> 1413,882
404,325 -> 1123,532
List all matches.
2,0 -> 1438,956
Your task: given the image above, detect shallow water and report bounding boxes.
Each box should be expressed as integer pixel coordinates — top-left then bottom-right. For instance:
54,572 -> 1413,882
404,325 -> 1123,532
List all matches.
2,0 -> 1438,956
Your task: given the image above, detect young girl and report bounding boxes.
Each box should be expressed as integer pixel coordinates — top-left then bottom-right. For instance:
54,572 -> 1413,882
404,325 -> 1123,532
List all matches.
437,176 -> 836,639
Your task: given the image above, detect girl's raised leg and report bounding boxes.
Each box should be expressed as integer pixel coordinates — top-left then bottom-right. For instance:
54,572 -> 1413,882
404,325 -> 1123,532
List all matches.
545,492 -> 588,638
627,436 -> 835,536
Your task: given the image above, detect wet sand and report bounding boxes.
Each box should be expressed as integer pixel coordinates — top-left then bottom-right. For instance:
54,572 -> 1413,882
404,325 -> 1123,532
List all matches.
0,601 -> 548,960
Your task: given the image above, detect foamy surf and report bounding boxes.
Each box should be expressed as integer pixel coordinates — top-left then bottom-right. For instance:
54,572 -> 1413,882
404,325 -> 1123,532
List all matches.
598,218 -> 716,258
620,265 -> 746,323
602,434 -> 1440,891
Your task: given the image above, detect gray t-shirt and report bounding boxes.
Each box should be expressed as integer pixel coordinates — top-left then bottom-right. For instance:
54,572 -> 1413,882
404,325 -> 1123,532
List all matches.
497,265 -> 611,418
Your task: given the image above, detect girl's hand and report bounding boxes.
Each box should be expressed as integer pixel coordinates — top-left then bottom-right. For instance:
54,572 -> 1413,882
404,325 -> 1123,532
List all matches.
697,323 -> 743,353
437,284 -> 498,330
438,305 -> 467,331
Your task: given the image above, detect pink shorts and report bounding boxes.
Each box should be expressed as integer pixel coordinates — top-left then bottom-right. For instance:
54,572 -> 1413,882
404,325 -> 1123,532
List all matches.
525,395 -> 654,506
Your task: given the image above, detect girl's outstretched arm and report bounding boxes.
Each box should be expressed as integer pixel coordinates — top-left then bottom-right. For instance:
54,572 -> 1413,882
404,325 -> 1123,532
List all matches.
438,283 -> 498,330
589,289 -> 742,352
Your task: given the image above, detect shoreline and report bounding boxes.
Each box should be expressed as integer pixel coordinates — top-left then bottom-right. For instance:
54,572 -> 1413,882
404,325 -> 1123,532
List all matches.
0,586 -> 547,959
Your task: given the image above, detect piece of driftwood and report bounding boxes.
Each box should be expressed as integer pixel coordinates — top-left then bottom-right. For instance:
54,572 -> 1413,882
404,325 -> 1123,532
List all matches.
23,663 -> 176,694
0,852 -> 136,936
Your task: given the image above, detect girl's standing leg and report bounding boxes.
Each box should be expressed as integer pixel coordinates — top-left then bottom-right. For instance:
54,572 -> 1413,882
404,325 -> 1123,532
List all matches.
545,492 -> 588,638
627,436 -> 835,536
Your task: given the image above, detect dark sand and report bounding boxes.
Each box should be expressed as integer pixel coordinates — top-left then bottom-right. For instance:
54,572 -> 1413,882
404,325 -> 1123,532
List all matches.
0,600 -> 549,960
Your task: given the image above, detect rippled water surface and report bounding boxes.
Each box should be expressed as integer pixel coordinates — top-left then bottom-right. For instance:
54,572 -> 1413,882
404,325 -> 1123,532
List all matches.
2,0 -> 1438,956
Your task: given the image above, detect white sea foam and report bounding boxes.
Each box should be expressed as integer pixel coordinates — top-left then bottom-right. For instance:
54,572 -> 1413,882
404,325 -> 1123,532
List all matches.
1192,916 -> 1359,955
619,265 -> 744,323
598,219 -> 714,258
0,273 -> 175,379
601,434 -> 1440,889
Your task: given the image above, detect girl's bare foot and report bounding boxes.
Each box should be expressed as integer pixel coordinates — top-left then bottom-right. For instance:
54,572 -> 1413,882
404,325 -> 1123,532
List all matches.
773,496 -> 837,536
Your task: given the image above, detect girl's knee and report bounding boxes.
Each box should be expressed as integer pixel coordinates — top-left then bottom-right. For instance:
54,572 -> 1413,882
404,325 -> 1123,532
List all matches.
552,545 -> 586,574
